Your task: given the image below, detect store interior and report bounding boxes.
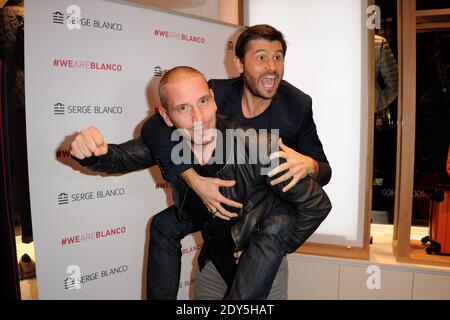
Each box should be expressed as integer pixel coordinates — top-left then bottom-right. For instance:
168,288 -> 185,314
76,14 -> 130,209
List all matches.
1,0 -> 449,299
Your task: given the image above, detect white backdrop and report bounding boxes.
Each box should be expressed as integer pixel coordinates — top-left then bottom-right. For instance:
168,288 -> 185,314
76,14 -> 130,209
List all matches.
245,0 -> 369,247
25,0 -> 240,299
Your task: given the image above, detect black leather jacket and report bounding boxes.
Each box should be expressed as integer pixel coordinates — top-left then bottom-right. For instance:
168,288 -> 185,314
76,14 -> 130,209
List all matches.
78,116 -> 332,252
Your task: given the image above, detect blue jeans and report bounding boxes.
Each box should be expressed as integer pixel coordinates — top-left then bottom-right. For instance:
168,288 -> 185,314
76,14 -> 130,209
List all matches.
228,201 -> 295,299
147,205 -> 197,300
146,202 -> 295,300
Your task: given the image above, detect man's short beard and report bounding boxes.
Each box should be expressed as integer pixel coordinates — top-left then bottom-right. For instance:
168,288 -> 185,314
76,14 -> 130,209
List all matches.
192,135 -> 215,146
243,72 -> 275,100
190,127 -> 216,147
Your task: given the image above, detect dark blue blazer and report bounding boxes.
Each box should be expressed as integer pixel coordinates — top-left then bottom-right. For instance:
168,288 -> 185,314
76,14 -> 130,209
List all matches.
141,76 -> 331,186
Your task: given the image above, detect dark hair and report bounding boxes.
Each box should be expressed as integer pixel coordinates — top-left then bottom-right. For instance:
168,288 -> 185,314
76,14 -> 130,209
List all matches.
158,66 -> 206,109
235,24 -> 287,61
5,0 -> 24,6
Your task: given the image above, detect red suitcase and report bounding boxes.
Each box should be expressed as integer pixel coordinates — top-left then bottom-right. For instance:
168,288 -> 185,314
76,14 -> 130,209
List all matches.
423,185 -> 450,255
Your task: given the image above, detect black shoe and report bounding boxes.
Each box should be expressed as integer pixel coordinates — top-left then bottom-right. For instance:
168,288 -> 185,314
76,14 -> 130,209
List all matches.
19,253 -> 36,280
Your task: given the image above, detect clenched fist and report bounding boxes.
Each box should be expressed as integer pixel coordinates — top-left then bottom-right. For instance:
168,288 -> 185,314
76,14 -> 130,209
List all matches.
70,126 -> 108,160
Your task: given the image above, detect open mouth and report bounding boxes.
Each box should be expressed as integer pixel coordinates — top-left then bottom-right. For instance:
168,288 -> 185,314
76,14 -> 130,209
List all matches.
260,74 -> 277,89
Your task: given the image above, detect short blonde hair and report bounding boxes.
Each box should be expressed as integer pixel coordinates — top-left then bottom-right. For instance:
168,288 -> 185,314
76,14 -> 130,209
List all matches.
158,66 -> 207,109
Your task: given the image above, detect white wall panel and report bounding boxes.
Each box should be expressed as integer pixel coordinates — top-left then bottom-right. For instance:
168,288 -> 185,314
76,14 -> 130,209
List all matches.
245,0 -> 369,247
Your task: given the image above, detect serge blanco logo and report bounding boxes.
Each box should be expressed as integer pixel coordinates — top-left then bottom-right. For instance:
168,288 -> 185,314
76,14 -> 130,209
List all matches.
64,264 -> 129,289
58,193 -> 69,205
54,102 -> 65,115
52,5 -> 123,31
53,102 -> 123,115
53,11 -> 64,24
65,265 -> 81,290
227,40 -> 235,51
57,188 -> 125,205
154,66 -> 168,77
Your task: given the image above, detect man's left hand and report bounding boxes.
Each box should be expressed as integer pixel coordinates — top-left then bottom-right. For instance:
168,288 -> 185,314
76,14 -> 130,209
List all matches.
268,139 -> 317,192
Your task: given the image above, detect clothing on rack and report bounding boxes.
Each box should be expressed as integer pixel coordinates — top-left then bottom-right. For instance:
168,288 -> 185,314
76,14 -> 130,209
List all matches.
375,34 -> 398,113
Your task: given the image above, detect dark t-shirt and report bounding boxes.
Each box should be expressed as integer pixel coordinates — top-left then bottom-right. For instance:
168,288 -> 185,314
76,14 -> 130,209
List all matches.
235,105 -> 272,130
182,149 -> 237,289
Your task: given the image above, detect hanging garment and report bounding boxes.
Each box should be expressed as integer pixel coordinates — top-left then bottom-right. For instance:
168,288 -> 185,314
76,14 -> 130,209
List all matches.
0,3 -> 33,243
375,34 -> 398,113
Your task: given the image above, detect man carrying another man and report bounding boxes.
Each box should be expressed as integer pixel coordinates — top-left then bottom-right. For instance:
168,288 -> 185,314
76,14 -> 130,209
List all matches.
72,66 -> 331,299
71,24 -> 332,299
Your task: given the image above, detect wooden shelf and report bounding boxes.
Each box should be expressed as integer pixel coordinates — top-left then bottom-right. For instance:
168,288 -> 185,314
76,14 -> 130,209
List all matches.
416,22 -> 450,32
297,242 -> 369,261
416,8 -> 450,32
407,240 -> 450,267
416,8 -> 450,18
